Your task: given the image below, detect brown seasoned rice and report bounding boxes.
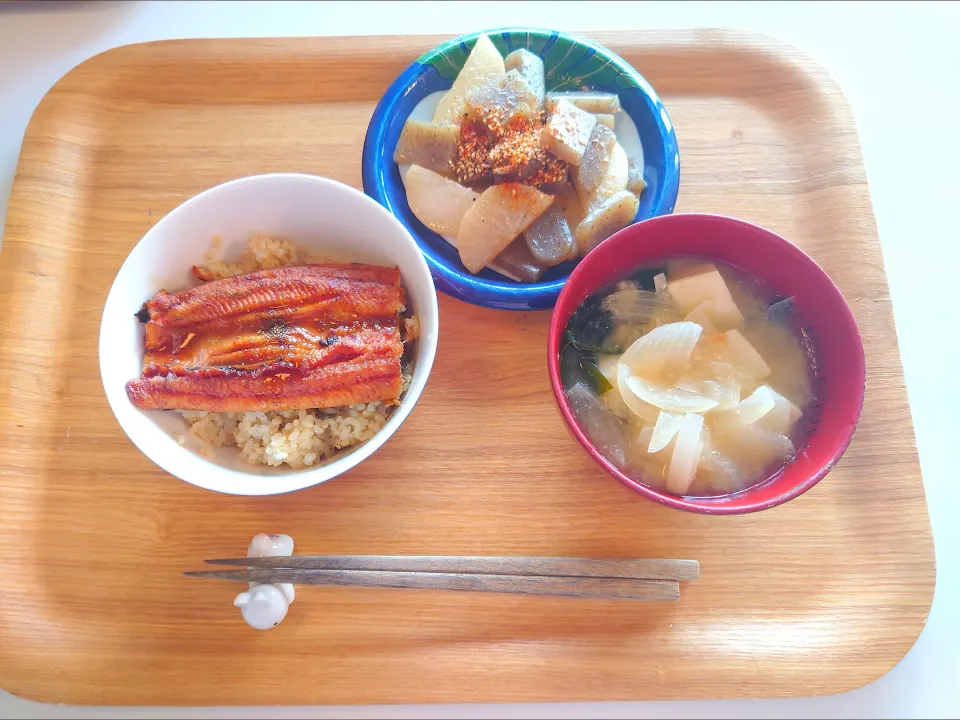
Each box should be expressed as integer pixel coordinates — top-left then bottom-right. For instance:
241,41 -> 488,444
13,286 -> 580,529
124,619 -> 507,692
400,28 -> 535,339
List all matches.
173,234 -> 412,469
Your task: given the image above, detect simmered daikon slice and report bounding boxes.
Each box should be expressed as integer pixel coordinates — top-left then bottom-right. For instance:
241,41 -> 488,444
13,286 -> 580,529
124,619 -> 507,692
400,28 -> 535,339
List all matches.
433,34 -> 506,125
565,382 -> 629,469
602,287 -> 669,324
723,329 -> 772,378
493,236 -> 547,283
649,411 -> 684,453
582,143 -> 628,212
504,49 -> 545,109
712,419 -> 796,477
404,165 -> 479,236
465,69 -> 537,132
667,262 -> 744,330
542,99 -> 597,166
524,205 -> 578,267
575,124 -> 617,196
594,113 -> 616,129
615,363 -> 661,423
546,91 -> 621,114
620,321 -> 703,378
623,375 -> 720,414
627,155 -> 646,195
393,120 -> 459,174
698,447 -> 746,493
457,184 -> 553,273
666,413 -> 705,495
573,189 -> 639,255
756,387 -> 803,435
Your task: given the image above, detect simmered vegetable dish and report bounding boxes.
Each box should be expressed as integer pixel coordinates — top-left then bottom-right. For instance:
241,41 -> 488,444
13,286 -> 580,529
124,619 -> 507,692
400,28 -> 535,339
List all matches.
395,34 -> 646,282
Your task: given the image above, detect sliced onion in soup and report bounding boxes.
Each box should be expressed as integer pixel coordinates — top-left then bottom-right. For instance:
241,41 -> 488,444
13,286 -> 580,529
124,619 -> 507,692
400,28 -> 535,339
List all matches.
598,354 -> 631,419
676,376 -> 741,411
620,321 -> 703,379
721,384 -> 776,426
648,411 -> 684,453
602,288 -> 670,324
623,374 -> 720,414
666,413 -> 705,495
616,363 -> 662,423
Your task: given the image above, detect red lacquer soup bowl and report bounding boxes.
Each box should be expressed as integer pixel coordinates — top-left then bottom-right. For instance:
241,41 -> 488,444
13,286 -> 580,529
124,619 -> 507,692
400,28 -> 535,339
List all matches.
547,214 -> 866,514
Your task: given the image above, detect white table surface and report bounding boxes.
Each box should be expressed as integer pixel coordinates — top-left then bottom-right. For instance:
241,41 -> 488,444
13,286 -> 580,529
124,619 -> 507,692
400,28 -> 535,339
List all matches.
0,1 -> 956,717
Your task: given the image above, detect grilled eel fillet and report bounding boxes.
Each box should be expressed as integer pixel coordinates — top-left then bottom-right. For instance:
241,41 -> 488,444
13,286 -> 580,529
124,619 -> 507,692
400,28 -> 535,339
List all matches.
125,264 -> 406,412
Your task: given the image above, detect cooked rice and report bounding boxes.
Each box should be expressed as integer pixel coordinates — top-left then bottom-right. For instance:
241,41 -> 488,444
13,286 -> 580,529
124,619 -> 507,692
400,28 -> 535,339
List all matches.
173,234 -> 413,469
199,233 -> 312,278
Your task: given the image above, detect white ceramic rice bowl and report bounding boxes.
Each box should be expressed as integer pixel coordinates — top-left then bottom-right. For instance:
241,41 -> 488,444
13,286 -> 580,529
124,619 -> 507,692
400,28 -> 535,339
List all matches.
99,173 -> 439,496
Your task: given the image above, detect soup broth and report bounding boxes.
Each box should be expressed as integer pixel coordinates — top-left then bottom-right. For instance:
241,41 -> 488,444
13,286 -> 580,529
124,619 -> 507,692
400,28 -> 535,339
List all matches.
561,258 -> 816,497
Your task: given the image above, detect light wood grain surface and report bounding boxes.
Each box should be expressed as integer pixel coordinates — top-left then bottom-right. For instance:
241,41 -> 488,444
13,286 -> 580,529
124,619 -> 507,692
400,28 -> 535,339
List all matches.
0,30 -> 935,706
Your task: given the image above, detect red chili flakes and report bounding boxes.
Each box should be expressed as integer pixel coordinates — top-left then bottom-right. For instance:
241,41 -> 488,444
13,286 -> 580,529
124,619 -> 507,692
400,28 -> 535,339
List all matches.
454,118 -> 496,184
455,105 -> 568,189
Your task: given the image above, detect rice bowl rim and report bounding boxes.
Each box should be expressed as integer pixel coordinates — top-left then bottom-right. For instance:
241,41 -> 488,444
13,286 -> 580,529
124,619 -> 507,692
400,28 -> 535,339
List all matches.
98,173 -> 439,496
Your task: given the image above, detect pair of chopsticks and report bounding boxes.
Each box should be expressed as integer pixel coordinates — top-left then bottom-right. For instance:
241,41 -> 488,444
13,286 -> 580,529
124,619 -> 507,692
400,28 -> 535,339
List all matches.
185,556 -> 699,601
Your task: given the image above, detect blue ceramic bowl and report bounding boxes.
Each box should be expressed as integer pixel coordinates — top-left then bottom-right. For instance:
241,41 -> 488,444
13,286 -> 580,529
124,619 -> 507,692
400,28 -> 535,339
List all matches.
362,28 -> 680,311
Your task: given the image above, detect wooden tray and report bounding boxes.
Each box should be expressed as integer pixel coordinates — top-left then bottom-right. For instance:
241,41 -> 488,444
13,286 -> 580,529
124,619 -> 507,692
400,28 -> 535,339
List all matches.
0,30 -> 934,706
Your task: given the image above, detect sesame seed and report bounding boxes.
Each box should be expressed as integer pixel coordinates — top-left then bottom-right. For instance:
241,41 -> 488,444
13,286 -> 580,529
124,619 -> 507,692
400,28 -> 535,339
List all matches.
455,106 -> 568,188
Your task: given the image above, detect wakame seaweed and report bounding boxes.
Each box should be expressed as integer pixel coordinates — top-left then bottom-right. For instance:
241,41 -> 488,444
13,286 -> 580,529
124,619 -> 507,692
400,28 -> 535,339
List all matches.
766,296 -> 796,325
567,295 -> 612,348
564,330 -> 622,355
560,294 -> 617,394
580,356 -> 613,394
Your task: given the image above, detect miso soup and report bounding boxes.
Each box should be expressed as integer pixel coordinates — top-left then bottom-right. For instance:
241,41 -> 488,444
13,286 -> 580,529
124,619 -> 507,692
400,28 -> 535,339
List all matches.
561,258 -> 816,497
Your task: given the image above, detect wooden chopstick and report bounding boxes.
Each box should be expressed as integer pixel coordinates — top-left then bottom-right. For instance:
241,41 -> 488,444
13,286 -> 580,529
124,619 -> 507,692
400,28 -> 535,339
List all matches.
202,556 -> 700,581
184,568 -> 680,601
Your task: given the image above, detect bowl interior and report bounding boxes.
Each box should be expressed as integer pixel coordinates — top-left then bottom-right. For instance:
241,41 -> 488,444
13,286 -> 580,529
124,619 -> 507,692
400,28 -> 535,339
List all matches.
362,28 -> 680,310
99,174 -> 439,496
548,214 -> 866,514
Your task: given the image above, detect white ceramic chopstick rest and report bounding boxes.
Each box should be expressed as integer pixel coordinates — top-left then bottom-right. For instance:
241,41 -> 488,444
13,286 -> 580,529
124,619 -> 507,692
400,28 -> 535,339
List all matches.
234,533 -> 295,630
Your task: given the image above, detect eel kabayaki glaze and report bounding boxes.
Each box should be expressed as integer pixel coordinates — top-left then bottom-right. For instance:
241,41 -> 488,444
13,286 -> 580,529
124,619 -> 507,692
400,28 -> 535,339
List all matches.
125,264 -> 406,412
